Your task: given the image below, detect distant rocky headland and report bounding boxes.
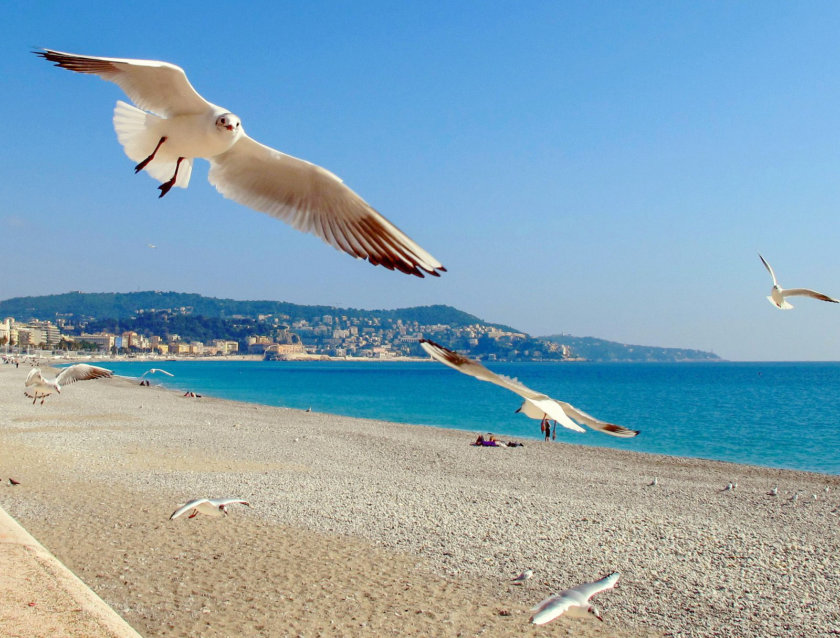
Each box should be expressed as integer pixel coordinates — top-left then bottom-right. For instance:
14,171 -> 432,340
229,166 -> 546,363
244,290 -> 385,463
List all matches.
0,291 -> 722,362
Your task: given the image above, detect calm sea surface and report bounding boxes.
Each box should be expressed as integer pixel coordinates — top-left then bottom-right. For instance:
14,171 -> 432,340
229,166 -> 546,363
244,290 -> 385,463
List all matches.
100,360 -> 840,475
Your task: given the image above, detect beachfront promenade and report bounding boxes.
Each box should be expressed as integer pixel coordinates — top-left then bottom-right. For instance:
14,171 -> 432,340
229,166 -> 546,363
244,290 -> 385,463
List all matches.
0,505 -> 142,638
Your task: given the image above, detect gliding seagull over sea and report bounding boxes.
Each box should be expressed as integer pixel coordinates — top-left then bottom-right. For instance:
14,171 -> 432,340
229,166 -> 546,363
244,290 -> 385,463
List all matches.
419,340 -> 639,437
35,49 -> 445,278
758,254 -> 838,310
140,368 -> 174,378
531,572 -> 620,625
24,364 -> 113,405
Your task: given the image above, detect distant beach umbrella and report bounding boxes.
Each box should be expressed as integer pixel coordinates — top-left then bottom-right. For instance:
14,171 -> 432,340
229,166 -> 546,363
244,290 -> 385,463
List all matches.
530,572 -> 620,625
169,498 -> 250,520
35,49 -> 445,278
759,254 -> 839,310
419,340 -> 639,438
24,364 -> 113,405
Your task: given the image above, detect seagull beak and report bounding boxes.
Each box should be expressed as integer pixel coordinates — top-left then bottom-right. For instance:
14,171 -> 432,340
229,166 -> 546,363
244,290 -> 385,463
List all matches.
225,124 -> 234,131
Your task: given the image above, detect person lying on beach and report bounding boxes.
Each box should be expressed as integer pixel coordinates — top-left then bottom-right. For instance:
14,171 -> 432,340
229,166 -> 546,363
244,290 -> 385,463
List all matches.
472,434 -> 500,446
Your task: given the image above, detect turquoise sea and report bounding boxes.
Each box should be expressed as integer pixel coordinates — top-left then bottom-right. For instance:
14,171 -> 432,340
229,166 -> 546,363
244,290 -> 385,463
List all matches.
100,360 -> 840,475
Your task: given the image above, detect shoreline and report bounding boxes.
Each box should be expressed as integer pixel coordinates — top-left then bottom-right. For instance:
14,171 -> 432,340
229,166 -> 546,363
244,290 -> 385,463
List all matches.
72,359 -> 840,478
1,365 -> 838,636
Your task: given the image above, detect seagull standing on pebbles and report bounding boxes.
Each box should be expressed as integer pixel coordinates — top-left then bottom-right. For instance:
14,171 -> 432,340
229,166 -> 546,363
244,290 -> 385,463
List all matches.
511,570 -> 534,584
170,498 -> 250,520
759,254 -> 839,309
530,572 -> 620,625
35,49 -> 445,278
24,364 -> 113,404
419,340 -> 639,438
767,486 -> 778,496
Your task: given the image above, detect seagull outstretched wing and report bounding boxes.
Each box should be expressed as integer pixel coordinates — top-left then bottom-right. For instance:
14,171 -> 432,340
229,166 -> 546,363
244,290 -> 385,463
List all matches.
420,340 -> 639,437
56,364 -> 113,386
35,49 -> 211,116
758,253 -> 778,286
208,136 -> 445,277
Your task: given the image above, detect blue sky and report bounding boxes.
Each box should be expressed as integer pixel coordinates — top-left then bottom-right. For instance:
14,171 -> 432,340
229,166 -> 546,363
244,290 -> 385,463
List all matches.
3,2 -> 840,360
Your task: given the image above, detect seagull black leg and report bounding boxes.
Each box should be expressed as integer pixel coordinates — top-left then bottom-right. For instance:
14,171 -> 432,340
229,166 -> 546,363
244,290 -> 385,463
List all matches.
135,136 -> 168,173
158,157 -> 184,198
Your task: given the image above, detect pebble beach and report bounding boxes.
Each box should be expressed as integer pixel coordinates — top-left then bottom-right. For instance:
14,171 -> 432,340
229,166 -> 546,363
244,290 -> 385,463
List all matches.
1,365 -> 839,637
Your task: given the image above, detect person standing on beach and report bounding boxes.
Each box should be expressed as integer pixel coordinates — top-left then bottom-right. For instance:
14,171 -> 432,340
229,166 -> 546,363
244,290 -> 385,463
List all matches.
541,415 -> 553,441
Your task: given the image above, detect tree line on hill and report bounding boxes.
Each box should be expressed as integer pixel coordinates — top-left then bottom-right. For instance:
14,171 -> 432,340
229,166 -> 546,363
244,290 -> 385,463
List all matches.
0,291 -> 722,362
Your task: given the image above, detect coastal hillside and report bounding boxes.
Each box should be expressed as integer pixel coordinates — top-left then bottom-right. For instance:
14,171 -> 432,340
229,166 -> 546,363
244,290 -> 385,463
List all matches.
541,334 -> 721,362
0,291 -> 722,362
0,291 -> 513,330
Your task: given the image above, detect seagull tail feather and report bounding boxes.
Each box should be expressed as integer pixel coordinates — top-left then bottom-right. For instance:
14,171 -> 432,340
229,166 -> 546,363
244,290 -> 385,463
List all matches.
113,100 -> 193,188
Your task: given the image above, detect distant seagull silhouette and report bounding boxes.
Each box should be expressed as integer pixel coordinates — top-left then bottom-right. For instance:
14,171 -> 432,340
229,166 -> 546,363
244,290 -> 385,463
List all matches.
530,572 -> 620,625
140,368 -> 174,378
170,498 -> 250,520
419,340 -> 639,437
759,254 -> 839,309
147,243 -> 157,249
511,569 -> 534,584
35,48 -> 445,278
24,364 -> 113,404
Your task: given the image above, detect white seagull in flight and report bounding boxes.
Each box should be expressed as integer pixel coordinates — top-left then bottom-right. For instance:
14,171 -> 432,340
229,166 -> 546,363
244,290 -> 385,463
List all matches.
530,572 -> 620,625
419,340 -> 639,438
169,498 -> 251,520
140,368 -> 174,378
35,49 -> 445,278
24,364 -> 113,405
759,254 -> 838,310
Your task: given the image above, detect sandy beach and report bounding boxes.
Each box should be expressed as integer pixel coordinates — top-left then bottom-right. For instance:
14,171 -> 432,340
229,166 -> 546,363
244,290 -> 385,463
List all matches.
1,365 -> 838,637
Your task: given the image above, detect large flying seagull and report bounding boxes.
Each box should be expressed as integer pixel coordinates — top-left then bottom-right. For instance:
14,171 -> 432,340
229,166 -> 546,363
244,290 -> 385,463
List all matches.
35,49 -> 445,278
419,339 -> 639,438
24,364 -> 113,405
758,254 -> 838,310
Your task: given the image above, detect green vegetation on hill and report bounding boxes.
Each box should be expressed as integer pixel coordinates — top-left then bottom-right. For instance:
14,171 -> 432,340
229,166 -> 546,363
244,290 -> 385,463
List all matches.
541,334 -> 721,362
0,291 -> 722,361
0,291 -> 510,329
